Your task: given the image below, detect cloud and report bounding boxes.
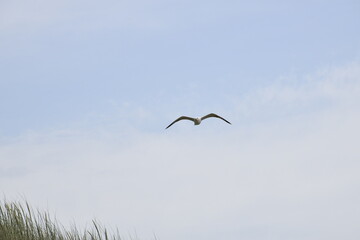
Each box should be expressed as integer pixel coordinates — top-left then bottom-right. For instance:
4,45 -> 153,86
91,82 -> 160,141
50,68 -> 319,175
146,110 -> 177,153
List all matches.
0,0 -> 166,34
233,62 -> 360,123
0,1 -> 64,33
1,62 -> 360,239
0,0 -> 286,35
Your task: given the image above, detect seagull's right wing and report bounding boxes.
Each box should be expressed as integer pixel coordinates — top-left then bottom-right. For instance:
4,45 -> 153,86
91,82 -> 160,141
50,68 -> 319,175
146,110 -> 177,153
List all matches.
166,116 -> 195,129
201,113 -> 231,124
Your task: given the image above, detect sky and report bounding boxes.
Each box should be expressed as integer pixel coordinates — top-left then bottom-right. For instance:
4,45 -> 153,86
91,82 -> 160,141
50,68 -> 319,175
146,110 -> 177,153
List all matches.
1,0 -> 360,239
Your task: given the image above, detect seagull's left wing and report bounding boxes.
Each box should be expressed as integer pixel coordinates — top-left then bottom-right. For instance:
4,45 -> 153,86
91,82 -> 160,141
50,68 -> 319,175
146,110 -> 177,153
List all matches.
201,113 -> 231,124
165,116 -> 195,129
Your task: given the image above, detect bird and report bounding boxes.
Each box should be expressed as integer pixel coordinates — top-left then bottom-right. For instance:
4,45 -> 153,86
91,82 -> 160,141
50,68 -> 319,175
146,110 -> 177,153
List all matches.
166,113 -> 231,129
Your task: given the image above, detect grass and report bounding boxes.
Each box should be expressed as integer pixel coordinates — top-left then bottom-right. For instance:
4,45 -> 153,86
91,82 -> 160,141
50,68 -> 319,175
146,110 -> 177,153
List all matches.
0,200 -> 125,240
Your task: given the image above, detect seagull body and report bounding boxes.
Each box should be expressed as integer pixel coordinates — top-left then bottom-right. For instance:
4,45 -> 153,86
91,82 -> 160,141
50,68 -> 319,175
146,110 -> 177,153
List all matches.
166,113 -> 231,129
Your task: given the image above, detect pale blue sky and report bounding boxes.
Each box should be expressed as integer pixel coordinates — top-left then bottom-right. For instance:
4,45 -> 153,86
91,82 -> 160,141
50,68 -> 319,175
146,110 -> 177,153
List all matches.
1,1 -> 360,239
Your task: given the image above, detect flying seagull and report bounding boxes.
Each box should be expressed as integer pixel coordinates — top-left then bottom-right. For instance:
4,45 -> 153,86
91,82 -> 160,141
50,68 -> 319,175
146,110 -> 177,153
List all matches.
166,113 -> 231,129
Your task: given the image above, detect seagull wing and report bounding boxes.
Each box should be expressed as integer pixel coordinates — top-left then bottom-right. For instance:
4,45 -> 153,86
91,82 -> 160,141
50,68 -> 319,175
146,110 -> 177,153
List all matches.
166,116 -> 195,129
201,113 -> 231,124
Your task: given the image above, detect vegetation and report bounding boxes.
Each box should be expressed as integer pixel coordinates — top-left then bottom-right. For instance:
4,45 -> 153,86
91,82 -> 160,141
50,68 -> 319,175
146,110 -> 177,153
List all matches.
0,200 -> 124,240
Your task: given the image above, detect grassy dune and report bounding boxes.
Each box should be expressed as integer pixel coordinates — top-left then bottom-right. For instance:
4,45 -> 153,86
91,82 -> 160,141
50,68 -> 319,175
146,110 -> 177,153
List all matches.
0,200 -> 123,240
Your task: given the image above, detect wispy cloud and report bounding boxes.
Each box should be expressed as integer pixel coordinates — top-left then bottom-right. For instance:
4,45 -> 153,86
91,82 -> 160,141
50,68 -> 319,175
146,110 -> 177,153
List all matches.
233,62 -> 360,123
0,0 -> 166,34
0,0 -> 294,34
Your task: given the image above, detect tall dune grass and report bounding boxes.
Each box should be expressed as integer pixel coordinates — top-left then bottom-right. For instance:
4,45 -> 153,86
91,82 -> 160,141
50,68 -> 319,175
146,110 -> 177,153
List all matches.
0,200 -> 123,240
